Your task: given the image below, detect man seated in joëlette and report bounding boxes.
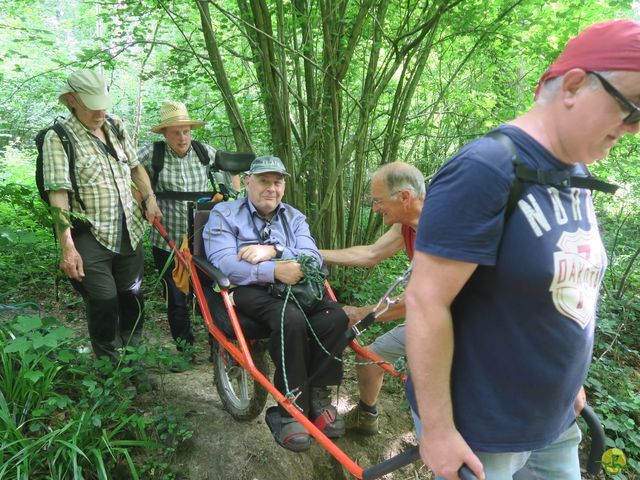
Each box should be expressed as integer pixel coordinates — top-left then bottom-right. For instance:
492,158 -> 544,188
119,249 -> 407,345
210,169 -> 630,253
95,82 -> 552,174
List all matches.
202,155 -> 348,452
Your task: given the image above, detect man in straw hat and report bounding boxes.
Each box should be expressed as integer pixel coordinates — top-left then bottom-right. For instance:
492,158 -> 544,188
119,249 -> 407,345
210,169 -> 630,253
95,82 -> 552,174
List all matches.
405,19 -> 640,479
43,69 -> 163,376
138,101 -> 239,361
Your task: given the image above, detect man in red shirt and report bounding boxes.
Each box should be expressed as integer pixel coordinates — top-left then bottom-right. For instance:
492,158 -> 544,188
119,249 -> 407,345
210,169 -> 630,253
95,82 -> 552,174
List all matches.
320,162 -> 425,434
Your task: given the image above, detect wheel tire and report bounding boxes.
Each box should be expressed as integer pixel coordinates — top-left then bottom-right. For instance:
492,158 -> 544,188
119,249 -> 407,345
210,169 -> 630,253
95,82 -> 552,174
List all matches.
213,340 -> 270,421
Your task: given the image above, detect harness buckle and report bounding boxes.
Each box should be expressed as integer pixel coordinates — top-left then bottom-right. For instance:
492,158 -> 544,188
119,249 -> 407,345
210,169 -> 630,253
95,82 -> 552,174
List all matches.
372,267 -> 412,319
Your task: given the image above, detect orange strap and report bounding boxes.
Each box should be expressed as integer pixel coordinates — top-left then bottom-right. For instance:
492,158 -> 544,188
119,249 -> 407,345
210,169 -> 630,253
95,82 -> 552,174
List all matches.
171,234 -> 192,294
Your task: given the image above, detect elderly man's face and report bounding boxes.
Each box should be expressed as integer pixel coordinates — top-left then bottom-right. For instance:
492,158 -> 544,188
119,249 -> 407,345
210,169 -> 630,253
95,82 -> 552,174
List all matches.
567,70 -> 640,164
370,175 -> 406,226
245,172 -> 286,218
68,94 -> 106,132
163,126 -> 192,157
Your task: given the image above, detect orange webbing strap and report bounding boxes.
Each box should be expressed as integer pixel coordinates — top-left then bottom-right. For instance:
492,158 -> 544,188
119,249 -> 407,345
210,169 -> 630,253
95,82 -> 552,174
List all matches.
172,234 -> 192,294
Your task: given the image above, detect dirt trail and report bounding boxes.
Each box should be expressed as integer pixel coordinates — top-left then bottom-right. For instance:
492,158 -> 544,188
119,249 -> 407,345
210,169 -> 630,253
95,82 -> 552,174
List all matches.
152,333 -> 427,480
40,283 -> 425,480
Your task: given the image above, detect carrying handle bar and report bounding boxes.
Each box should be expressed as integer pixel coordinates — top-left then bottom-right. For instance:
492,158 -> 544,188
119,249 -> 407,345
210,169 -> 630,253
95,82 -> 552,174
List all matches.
580,404 -> 605,475
361,446 -> 477,480
362,404 -> 605,479
372,267 -> 411,317
352,267 -> 411,337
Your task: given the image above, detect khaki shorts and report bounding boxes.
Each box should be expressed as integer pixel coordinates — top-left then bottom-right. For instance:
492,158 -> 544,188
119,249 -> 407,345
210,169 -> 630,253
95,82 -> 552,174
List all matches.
369,322 -> 406,364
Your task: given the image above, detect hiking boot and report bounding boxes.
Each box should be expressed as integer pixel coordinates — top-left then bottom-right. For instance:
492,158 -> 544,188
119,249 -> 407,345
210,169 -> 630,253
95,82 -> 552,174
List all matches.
265,406 -> 311,453
344,404 -> 379,435
310,386 -> 345,438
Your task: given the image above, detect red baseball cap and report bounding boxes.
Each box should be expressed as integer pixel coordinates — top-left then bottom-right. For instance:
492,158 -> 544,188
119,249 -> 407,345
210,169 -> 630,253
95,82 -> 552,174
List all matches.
535,19 -> 640,98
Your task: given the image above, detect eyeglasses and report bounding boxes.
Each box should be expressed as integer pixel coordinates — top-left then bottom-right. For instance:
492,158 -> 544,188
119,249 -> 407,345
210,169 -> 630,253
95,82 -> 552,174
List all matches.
371,191 -> 401,207
588,71 -> 640,124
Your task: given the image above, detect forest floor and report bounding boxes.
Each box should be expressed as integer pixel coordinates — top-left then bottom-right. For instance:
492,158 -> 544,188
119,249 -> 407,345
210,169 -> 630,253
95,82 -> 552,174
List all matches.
152,336 -> 426,480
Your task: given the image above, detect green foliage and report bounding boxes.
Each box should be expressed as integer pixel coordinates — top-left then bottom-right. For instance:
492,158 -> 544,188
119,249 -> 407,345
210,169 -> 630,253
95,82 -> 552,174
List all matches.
0,315 -> 193,479
0,145 -> 59,308
585,280 -> 640,476
585,359 -> 640,477
0,144 -> 50,231
0,0 -> 639,476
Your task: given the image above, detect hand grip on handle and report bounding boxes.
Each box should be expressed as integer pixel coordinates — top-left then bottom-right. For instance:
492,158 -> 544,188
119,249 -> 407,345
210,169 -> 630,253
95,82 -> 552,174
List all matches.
580,404 -> 606,475
459,465 -> 478,480
361,446 -> 479,480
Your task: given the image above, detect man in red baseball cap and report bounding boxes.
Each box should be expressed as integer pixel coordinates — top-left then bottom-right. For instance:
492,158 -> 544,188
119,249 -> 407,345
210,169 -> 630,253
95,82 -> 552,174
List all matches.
406,19 -> 640,480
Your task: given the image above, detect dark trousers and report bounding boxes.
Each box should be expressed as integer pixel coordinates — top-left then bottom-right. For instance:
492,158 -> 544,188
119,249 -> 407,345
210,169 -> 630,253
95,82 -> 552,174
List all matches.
232,285 -> 348,415
70,229 -> 145,362
152,247 -> 194,348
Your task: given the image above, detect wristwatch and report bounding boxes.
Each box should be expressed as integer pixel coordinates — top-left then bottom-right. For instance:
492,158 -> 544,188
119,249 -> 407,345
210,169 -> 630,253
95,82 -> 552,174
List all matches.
274,243 -> 284,259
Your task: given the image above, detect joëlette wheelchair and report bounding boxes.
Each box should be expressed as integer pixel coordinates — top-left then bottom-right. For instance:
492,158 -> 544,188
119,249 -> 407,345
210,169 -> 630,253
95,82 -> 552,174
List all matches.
153,151 -> 607,480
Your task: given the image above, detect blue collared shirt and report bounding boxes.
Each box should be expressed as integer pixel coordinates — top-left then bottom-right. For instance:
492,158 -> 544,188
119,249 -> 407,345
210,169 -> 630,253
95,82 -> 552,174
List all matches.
203,197 -> 322,285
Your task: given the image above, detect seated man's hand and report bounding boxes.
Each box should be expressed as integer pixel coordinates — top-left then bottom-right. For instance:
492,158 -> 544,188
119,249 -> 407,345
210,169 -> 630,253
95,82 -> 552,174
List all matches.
238,244 -> 276,264
343,305 -> 371,327
274,260 -> 304,285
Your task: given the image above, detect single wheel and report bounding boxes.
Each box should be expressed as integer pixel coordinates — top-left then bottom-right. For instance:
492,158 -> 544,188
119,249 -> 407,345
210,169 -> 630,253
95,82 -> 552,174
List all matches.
213,339 -> 270,421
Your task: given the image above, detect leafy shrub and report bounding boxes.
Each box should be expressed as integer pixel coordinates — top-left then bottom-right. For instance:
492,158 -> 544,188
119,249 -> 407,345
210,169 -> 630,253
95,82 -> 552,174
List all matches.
0,315 -> 192,479
0,145 -> 58,306
591,196 -> 640,477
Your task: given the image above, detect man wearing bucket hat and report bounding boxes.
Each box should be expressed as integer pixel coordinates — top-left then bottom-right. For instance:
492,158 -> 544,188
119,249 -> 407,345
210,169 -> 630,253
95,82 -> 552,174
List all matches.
43,69 -> 162,370
138,101 -> 240,360
405,19 -> 640,480
203,156 -> 348,452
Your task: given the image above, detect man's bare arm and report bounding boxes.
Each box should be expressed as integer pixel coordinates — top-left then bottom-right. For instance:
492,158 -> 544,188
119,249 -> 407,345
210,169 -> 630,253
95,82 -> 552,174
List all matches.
231,174 -> 241,192
406,251 -> 484,480
343,296 -> 406,326
320,223 -> 404,267
49,190 -> 84,281
130,164 -> 163,223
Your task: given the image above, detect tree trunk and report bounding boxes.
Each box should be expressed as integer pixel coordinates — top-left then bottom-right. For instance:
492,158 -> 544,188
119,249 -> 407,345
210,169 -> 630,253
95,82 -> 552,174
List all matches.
196,0 -> 253,153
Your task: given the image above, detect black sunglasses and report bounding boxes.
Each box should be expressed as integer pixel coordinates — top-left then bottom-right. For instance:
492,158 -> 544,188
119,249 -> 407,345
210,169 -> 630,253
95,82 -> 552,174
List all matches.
588,71 -> 640,124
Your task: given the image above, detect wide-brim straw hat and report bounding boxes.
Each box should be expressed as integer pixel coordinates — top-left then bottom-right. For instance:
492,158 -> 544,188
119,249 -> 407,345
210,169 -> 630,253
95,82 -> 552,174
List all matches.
151,101 -> 206,133
58,69 -> 112,110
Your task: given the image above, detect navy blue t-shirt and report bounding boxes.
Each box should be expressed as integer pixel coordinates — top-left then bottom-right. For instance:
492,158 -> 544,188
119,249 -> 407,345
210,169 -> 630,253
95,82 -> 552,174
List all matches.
407,125 -> 606,452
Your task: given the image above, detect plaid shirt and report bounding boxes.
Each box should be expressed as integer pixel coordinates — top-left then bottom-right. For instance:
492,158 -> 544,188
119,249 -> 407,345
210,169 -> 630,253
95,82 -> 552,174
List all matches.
138,142 -> 234,251
43,114 -> 146,252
